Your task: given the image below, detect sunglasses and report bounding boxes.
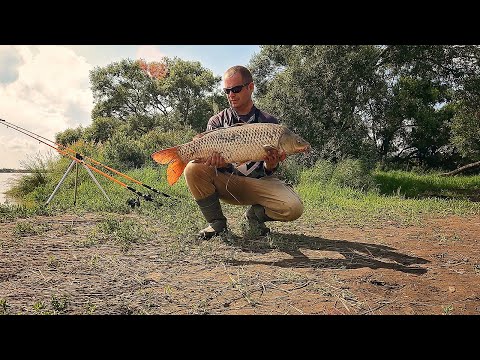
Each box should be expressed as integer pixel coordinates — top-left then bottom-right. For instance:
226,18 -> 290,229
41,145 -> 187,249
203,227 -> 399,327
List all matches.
223,82 -> 250,95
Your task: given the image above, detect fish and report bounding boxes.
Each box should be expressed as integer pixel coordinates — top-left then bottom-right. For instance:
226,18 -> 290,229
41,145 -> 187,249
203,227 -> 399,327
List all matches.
151,122 -> 311,185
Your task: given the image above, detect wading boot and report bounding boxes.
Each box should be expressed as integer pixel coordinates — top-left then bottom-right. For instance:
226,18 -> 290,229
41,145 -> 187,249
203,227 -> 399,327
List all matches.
243,204 -> 272,236
196,192 -> 227,240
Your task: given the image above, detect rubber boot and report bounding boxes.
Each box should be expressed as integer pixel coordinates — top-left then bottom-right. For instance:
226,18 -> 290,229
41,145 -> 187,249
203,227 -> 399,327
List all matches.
196,192 -> 227,239
244,204 -> 272,236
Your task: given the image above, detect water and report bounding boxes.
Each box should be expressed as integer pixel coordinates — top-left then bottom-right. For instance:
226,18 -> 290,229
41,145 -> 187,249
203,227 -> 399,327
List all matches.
0,172 -> 23,205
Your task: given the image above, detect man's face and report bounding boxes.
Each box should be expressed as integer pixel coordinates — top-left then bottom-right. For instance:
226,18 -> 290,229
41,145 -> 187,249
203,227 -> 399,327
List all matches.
223,72 -> 252,110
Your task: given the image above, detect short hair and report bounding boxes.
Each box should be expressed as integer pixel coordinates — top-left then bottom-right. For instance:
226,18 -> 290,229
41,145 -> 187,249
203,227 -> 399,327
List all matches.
223,65 -> 253,84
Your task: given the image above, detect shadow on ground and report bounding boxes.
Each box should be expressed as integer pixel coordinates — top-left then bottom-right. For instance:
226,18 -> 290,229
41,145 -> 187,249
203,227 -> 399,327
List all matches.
226,232 -> 429,274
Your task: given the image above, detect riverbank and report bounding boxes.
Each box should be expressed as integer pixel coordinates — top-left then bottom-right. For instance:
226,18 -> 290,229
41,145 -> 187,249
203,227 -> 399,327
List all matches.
0,172 -> 23,205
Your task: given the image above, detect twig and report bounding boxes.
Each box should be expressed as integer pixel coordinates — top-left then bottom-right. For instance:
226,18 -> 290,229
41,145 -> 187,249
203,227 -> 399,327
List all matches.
361,299 -> 395,315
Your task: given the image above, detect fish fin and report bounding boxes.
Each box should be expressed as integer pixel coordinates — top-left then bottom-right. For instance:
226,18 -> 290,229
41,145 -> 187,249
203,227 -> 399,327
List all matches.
151,147 -> 179,165
195,123 -> 247,138
195,127 -> 225,138
263,144 -> 278,152
151,147 -> 186,185
166,159 -> 187,185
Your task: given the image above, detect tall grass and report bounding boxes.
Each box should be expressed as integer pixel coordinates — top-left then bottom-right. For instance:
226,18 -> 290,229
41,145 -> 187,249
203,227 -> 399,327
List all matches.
4,156 -> 480,230
298,164 -> 480,226
374,170 -> 480,200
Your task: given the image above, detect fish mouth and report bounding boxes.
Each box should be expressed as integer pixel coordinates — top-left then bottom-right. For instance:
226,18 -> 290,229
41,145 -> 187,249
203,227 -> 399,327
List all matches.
302,145 -> 311,153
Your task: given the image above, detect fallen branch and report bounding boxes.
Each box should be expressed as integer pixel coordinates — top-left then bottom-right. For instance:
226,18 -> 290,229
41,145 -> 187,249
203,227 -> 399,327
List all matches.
441,161 -> 480,176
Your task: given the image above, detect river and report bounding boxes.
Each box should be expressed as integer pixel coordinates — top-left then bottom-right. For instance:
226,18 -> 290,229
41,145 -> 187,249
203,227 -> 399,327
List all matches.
0,172 -> 23,205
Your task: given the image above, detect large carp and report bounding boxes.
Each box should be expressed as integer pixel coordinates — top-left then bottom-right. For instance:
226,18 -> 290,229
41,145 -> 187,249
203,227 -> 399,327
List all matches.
151,123 -> 310,185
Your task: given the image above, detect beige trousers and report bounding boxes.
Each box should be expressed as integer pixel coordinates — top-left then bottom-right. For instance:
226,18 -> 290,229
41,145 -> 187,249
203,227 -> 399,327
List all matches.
184,161 -> 304,221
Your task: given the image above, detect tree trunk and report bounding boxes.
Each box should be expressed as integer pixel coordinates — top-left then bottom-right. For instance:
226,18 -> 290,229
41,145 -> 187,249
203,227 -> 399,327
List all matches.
440,161 -> 480,176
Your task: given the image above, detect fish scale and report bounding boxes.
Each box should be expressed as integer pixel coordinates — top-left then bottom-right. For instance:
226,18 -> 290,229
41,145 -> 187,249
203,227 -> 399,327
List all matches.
152,123 -> 310,185
178,123 -> 285,163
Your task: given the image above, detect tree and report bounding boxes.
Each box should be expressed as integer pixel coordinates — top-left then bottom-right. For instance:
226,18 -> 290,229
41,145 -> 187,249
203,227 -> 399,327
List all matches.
250,45 -> 379,163
250,45 -> 480,170
55,126 -> 84,146
89,57 -> 221,135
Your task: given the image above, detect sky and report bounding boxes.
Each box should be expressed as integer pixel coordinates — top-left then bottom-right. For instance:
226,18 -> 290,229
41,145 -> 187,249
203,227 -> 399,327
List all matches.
0,45 -> 260,169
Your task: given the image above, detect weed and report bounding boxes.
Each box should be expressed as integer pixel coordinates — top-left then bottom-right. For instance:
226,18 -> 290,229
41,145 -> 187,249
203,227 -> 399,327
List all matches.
47,255 -> 60,269
84,302 -> 97,315
13,221 -> 51,238
51,295 -> 68,314
442,304 -> 454,315
0,299 -> 9,315
87,216 -> 153,252
32,301 -> 51,315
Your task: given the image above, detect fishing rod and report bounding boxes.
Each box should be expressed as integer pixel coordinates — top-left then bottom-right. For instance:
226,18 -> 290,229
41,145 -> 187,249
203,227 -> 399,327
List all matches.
0,118 -> 171,199
0,118 -> 173,205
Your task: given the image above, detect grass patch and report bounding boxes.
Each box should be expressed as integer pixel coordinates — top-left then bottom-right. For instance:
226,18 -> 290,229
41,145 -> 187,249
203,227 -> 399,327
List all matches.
13,221 -> 51,237
374,170 -> 480,201
5,162 -> 480,232
297,182 -> 480,227
87,215 -> 154,251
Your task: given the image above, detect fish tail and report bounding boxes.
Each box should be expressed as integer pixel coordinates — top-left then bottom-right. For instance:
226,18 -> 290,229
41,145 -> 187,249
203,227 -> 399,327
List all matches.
151,147 -> 186,185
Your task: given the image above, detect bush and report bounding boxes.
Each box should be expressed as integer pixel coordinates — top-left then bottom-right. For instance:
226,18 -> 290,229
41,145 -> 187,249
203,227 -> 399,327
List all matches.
330,158 -> 377,191
103,133 -> 146,170
299,158 -> 377,192
300,159 -> 335,185
140,128 -> 196,166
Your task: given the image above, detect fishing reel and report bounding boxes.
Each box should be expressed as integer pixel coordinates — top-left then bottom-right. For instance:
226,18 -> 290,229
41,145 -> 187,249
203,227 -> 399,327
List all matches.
127,197 -> 141,208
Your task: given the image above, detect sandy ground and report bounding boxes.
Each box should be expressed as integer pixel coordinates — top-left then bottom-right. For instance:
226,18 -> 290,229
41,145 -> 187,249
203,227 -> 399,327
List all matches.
1,212 -> 479,315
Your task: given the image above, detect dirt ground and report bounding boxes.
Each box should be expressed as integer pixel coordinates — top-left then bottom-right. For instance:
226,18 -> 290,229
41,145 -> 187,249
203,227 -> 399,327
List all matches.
1,211 -> 479,315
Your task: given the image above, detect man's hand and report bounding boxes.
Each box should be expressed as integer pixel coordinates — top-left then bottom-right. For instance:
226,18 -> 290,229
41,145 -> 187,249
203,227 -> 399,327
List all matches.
204,151 -> 227,168
264,148 -> 286,171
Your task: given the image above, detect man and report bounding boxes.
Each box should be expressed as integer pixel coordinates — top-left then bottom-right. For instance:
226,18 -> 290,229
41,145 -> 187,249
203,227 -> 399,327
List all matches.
184,65 -> 304,239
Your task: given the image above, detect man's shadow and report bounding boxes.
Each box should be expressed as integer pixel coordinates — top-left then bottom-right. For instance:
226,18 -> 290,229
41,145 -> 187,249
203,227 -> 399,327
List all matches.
226,232 -> 429,274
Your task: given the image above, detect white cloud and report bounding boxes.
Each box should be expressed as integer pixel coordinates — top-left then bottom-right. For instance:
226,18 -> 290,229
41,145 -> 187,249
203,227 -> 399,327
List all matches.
0,45 -> 94,168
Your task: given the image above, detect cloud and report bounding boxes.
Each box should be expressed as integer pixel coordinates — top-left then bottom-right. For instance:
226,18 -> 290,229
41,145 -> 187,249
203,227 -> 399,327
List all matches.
0,45 -> 94,168
0,46 -> 23,84
135,46 -> 166,62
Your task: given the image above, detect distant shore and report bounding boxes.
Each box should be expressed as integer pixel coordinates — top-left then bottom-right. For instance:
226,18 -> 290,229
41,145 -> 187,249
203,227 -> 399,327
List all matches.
0,169 -> 36,173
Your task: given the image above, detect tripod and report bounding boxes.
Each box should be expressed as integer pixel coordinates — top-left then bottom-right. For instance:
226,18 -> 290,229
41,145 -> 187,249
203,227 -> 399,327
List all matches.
45,153 -> 110,206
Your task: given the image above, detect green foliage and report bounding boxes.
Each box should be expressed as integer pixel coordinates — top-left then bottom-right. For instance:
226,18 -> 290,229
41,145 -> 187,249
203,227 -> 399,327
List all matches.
300,159 -> 335,186
250,45 -> 378,162
84,117 -> 123,144
161,57 -> 221,132
451,96 -> 480,162
275,155 -> 308,185
103,132 -> 146,170
330,159 -> 377,191
7,152 -> 54,200
250,45 -> 480,170
90,59 -> 157,122
88,216 -> 153,252
300,158 -> 376,192
55,126 -> 85,146
0,299 -> 9,315
374,170 -> 480,200
13,221 -> 50,237
140,127 -> 196,166
89,57 -> 221,135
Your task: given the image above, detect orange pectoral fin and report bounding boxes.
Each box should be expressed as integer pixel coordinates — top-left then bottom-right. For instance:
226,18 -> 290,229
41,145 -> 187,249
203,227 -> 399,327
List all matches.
166,159 -> 187,185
